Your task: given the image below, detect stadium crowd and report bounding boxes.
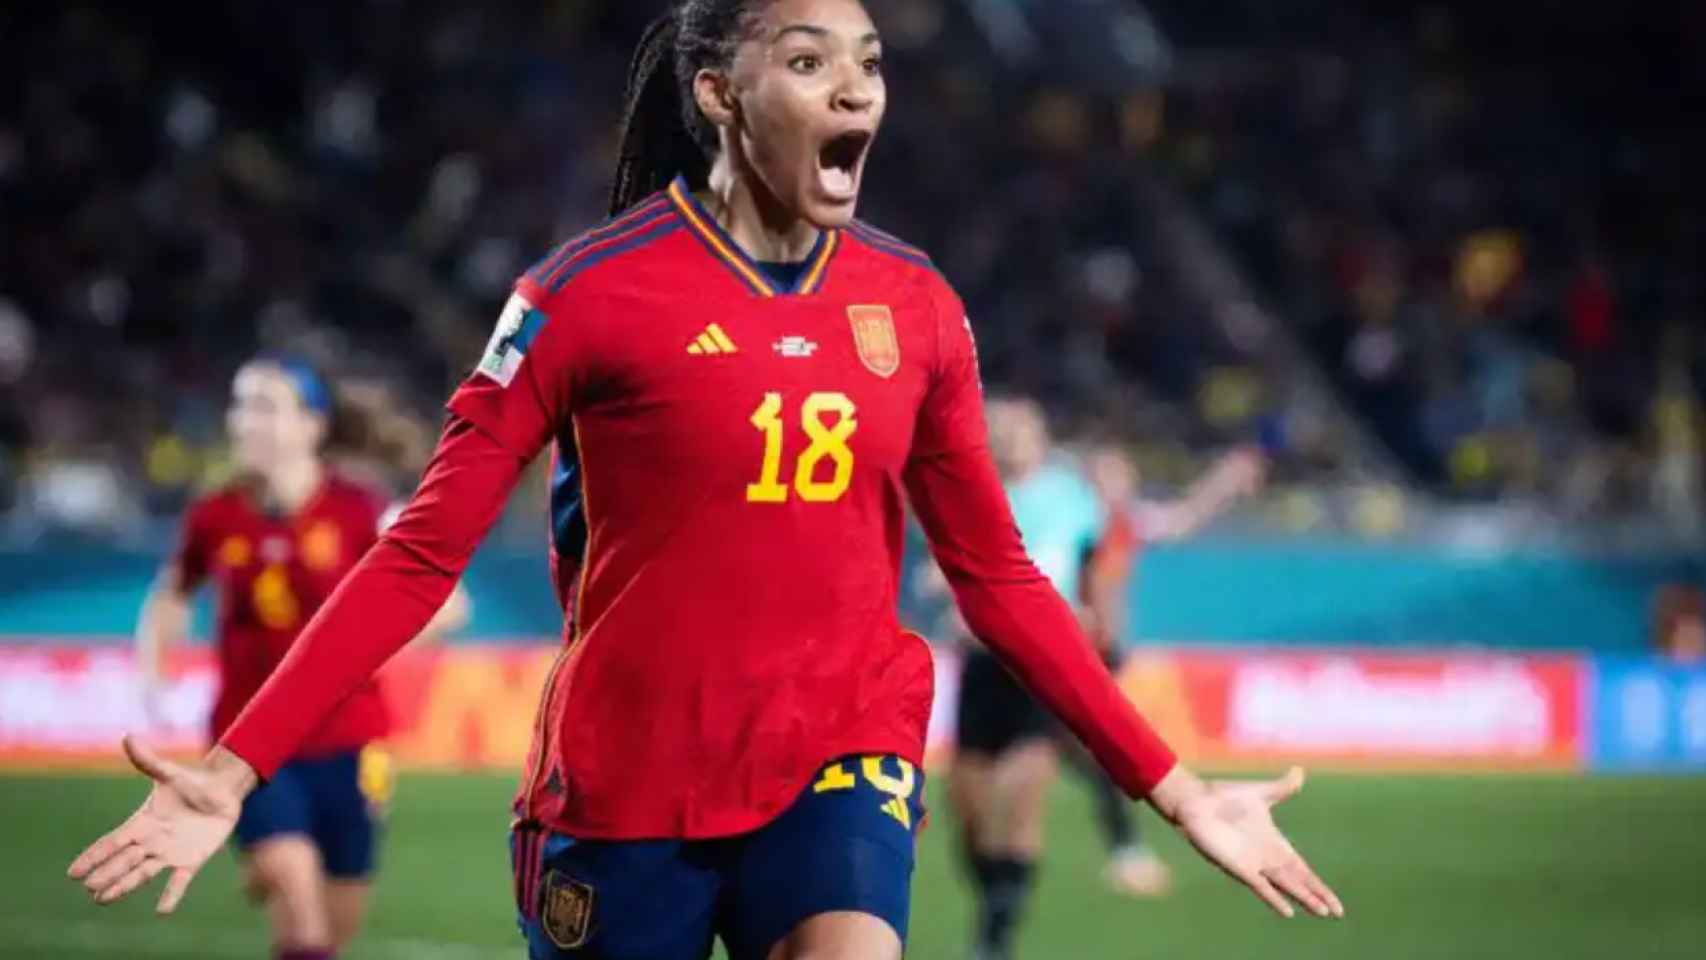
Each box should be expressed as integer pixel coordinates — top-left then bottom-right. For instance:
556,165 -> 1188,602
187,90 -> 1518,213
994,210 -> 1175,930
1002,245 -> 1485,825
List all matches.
1161,0 -> 1706,519
1,0 -> 1701,539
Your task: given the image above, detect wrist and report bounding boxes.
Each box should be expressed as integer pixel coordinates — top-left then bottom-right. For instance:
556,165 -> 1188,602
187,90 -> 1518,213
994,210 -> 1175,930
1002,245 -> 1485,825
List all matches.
203,745 -> 260,799
1146,762 -> 1208,825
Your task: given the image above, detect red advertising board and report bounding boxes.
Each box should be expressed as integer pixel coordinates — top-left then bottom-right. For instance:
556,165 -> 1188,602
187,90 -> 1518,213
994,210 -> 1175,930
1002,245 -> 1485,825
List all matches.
1116,650 -> 1584,771
0,644 -> 1584,772
0,644 -> 559,770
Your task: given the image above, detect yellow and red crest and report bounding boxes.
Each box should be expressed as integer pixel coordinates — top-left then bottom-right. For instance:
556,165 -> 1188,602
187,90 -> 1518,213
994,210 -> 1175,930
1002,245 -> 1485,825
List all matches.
540,871 -> 595,949
300,520 -> 342,572
216,536 -> 251,568
848,305 -> 899,378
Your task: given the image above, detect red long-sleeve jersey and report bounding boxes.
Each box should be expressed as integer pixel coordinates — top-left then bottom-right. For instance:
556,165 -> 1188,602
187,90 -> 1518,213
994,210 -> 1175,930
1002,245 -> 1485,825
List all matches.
222,178 -> 1176,839
176,475 -> 390,755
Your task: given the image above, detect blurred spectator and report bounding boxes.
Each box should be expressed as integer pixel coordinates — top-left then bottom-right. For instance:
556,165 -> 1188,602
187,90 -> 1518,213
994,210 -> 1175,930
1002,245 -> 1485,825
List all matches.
1653,585 -> 1706,665
1157,0 -> 1705,516
1,0 -> 1700,540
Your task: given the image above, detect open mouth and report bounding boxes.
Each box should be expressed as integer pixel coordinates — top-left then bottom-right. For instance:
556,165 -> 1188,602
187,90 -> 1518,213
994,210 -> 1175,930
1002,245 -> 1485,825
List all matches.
816,130 -> 873,201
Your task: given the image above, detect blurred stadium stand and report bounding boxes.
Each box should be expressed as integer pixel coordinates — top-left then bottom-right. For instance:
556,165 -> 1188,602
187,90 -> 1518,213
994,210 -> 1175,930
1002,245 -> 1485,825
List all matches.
1,1 -> 1703,627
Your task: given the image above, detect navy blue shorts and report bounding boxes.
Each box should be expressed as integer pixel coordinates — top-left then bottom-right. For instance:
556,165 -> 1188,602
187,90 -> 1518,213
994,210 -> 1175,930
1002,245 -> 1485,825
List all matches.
511,754 -> 926,960
234,746 -> 389,880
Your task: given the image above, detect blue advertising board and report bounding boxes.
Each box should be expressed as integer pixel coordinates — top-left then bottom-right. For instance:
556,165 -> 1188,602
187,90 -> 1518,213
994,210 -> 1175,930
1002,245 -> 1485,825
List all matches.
1589,659 -> 1706,771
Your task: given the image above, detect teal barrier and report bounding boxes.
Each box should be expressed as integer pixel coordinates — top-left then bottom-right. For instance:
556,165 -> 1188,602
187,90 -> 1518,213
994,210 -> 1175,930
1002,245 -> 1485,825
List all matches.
1,540 -> 1698,651
1127,538 -> 1699,653
0,543 -> 561,641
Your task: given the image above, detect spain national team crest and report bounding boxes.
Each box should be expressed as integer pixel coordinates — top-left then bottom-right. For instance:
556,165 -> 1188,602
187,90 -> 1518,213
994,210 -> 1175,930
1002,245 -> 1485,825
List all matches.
848,305 -> 899,378
217,536 -> 251,569
540,871 -> 595,950
299,520 -> 342,572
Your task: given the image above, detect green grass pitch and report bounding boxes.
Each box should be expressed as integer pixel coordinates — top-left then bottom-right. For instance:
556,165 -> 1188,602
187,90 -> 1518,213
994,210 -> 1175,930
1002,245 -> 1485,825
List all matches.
4,771 -> 1703,958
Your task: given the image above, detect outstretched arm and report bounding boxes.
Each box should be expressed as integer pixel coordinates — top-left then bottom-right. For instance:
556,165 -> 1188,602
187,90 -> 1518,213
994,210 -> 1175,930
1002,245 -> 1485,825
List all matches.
415,580 -> 474,643
907,286 -> 1341,919
220,416 -> 523,774
134,565 -> 194,725
136,503 -> 221,726
905,442 -> 1178,794
69,415 -> 529,912
1143,446 -> 1266,543
71,282 -> 583,914
375,502 -> 475,645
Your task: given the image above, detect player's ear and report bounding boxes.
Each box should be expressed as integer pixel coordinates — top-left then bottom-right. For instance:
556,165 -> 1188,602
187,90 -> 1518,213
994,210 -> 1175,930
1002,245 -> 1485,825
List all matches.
693,67 -> 738,132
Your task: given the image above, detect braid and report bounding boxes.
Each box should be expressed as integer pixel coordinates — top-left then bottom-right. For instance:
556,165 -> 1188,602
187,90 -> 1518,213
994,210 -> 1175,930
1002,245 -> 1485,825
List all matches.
608,1 -> 766,216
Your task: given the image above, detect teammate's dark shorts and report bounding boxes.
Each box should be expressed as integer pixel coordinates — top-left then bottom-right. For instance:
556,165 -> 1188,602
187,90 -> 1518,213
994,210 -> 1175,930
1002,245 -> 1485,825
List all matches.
510,754 -> 926,960
233,745 -> 389,879
955,648 -> 1055,755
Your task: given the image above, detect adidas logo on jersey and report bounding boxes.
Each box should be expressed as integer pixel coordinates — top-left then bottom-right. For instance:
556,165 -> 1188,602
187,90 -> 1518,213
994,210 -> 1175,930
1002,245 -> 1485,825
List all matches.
686,323 -> 738,355
773,336 -> 819,358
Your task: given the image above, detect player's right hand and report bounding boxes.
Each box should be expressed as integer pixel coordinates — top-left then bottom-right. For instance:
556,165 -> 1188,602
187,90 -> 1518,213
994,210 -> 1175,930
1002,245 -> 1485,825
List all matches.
67,736 -> 252,914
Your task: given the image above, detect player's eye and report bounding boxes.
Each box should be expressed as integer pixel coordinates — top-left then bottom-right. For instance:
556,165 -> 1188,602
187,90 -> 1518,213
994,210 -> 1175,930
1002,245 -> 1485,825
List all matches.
788,54 -> 822,73
862,56 -> 883,77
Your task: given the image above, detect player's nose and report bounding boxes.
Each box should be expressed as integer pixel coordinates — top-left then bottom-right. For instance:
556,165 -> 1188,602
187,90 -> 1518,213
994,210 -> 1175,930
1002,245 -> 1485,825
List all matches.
835,88 -> 874,113
832,70 -> 877,114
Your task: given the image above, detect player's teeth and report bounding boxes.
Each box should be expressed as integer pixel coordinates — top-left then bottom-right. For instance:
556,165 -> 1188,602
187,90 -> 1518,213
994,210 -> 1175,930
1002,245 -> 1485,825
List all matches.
819,165 -> 855,197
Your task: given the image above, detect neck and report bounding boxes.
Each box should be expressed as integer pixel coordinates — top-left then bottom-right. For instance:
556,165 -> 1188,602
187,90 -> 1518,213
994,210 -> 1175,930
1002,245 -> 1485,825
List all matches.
259,458 -> 324,515
703,157 -> 821,263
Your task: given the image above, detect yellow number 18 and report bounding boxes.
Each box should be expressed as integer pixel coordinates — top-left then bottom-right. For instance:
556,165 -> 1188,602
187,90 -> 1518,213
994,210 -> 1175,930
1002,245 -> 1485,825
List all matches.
746,391 -> 858,503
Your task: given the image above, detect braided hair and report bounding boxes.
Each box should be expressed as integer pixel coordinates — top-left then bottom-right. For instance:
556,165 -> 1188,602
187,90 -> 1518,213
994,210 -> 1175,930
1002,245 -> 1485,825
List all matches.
608,1 -> 768,216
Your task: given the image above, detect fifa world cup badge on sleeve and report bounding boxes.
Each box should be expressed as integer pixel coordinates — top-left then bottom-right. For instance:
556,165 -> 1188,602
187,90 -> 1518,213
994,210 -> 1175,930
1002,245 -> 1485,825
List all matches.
849,304 -> 900,378
478,293 -> 542,388
541,871 -> 595,949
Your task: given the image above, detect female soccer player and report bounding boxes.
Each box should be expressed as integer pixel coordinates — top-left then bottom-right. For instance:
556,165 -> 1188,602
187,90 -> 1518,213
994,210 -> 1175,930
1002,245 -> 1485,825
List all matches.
132,355 -> 467,960
71,3 -> 1342,958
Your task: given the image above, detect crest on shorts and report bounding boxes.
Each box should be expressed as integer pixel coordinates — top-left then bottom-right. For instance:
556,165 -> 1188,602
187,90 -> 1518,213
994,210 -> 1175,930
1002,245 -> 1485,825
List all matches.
540,870 -> 595,950
848,305 -> 899,378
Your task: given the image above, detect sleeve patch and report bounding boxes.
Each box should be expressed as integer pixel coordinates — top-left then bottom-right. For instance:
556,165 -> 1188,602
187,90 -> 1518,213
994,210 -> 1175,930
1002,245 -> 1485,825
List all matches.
477,293 -> 546,387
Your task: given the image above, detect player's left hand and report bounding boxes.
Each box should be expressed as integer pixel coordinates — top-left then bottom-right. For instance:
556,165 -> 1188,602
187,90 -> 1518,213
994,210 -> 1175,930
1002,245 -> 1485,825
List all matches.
1152,765 -> 1343,919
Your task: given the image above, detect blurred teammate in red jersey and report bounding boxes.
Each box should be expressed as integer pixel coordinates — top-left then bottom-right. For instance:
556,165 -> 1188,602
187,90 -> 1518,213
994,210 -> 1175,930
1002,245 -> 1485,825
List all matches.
132,355 -> 467,960
72,2 -> 1342,957
1075,441 -> 1267,900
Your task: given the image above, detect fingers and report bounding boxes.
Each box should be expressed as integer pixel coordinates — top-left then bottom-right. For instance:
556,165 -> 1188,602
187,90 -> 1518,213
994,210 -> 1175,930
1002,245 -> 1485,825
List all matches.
122,735 -> 180,785
157,867 -> 197,915
1296,858 -> 1345,918
95,857 -> 165,906
69,835 -> 117,880
1269,861 -> 1333,918
68,819 -> 145,880
1272,832 -> 1344,919
71,736 -> 176,882
81,843 -> 150,896
1262,766 -> 1306,805
1241,869 -> 1295,919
